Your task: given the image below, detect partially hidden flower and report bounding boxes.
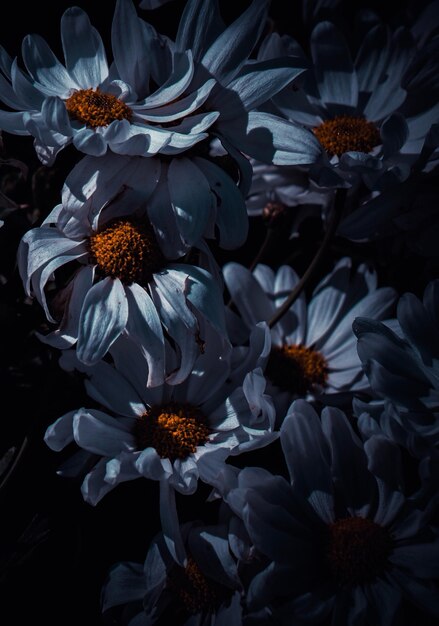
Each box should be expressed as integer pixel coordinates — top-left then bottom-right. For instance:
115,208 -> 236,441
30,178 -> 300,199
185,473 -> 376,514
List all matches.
353,278 -> 439,452
225,400 -> 439,625
102,520 -> 243,625
260,15 -> 439,189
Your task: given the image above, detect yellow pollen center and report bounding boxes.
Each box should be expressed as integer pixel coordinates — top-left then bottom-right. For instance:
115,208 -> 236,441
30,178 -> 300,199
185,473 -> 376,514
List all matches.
327,517 -> 393,585
266,344 -> 328,395
167,557 -> 227,614
313,115 -> 381,157
134,402 -> 210,461
65,88 -> 132,128
89,219 -> 164,285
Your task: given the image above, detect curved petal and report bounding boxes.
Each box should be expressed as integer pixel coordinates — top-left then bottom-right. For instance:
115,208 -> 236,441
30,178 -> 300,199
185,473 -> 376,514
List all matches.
21,34 -> 78,96
201,0 -> 269,84
125,284 -> 166,387
167,158 -> 213,245
61,6 -> 108,88
77,277 -> 128,364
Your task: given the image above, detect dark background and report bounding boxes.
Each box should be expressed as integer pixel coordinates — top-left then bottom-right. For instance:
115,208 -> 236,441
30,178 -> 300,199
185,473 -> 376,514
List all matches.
0,1 -> 434,625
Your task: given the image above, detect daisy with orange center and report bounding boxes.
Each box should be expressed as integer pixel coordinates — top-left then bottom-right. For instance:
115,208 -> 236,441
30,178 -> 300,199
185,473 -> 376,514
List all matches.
44,325 -> 276,564
224,400 -> 439,625
18,185 -> 226,387
223,258 -> 397,421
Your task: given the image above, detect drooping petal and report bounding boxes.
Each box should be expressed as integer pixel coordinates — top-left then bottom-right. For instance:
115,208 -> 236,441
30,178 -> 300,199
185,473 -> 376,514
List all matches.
125,284 -> 166,387
167,158 -> 213,245
77,277 -> 128,364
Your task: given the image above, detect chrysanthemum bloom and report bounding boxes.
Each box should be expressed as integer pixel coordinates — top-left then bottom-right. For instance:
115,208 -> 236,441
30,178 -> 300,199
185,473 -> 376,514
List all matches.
224,258 -> 397,418
0,0 -> 321,169
353,278 -> 439,453
225,400 -> 439,625
260,17 -> 438,189
44,333 -> 276,562
102,521 -> 244,625
17,184 -> 225,385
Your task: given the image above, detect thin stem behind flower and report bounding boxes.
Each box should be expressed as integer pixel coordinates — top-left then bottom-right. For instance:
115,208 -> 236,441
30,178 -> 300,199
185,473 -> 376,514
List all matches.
268,188 -> 347,329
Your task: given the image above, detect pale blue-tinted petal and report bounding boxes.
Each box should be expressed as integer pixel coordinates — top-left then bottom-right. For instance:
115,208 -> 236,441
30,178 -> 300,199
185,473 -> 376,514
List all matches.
37,265 -> 94,350
210,59 -> 306,119
112,0 -> 153,96
61,7 -> 108,88
72,127 -> 107,156
159,480 -> 187,566
77,277 -> 128,364
125,284 -> 166,388
44,410 -> 77,451
167,158 -> 212,245
281,401 -> 334,523
11,59 -> 45,110
321,406 -> 375,517
321,287 -> 398,358
133,78 -> 215,122
223,262 -> 274,327
21,34 -> 78,96
149,282 -> 199,385
140,51 -> 194,108
0,72 -> 29,110
81,458 -> 114,505
175,0 -> 225,61
355,24 -> 390,94
41,96 -> 72,137
364,436 -> 405,527
218,111 -> 322,165
102,562 -> 146,611
201,0 -> 269,84
311,22 -> 358,108
194,156 -> 248,249
381,113 -> 409,158
172,264 -> 226,335
73,410 -> 136,456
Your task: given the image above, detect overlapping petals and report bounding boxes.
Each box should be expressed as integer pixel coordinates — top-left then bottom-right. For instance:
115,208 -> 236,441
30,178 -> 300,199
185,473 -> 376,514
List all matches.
224,400 -> 439,625
45,331 -> 276,561
17,185 -> 226,385
353,279 -> 439,452
224,257 -> 397,418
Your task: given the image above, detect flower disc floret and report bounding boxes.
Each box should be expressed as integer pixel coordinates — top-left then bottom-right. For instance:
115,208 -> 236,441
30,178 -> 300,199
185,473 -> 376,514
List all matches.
266,344 -> 328,395
167,557 -> 226,614
65,88 -> 133,128
327,516 -> 393,586
313,116 -> 381,157
89,219 -> 164,285
134,402 -> 210,461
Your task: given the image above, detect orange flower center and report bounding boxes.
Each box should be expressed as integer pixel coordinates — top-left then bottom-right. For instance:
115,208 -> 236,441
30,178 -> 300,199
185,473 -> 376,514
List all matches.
89,219 -> 164,285
167,557 -> 227,614
65,88 -> 132,128
266,344 -> 328,395
313,115 -> 380,156
134,402 -> 210,461
327,517 -> 393,585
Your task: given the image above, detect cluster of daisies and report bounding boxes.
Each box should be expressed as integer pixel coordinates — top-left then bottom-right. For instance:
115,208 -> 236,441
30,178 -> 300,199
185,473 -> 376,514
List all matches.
1,0 -> 439,624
